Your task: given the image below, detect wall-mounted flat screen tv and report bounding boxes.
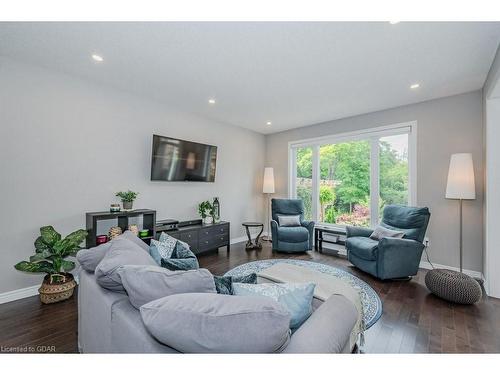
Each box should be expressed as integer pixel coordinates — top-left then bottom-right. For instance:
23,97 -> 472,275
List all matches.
151,135 -> 217,182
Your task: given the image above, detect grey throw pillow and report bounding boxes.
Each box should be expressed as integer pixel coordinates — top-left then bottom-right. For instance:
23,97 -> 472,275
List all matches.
121,230 -> 150,252
76,242 -> 112,273
95,237 -> 156,292
369,225 -> 405,241
278,215 -> 301,227
118,265 -> 216,308
140,293 -> 291,353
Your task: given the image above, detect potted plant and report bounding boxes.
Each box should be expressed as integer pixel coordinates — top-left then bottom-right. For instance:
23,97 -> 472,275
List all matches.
116,190 -> 139,210
14,226 -> 88,304
198,200 -> 214,224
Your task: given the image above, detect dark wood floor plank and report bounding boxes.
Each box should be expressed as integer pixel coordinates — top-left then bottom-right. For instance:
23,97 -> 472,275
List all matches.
1,240 -> 499,353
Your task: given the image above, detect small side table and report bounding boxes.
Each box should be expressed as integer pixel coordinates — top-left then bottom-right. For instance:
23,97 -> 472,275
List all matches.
242,222 -> 264,250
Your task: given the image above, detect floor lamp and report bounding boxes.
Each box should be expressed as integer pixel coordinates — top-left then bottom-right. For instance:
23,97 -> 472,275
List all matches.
262,167 -> 275,241
445,153 -> 476,273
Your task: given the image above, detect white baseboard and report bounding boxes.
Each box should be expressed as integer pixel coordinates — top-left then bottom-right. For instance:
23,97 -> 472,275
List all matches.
419,261 -> 484,281
0,284 -> 40,304
230,235 -> 248,245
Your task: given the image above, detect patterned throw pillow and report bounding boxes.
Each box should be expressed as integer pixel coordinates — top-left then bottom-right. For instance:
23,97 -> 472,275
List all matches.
149,239 -> 176,265
161,240 -> 200,271
232,282 -> 315,329
213,273 -> 258,295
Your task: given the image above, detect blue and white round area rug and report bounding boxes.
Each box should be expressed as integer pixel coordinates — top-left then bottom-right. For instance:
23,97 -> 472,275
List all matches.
224,259 -> 382,329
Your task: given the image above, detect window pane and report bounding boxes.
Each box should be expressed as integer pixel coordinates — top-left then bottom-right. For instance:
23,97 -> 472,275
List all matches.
295,147 -> 313,220
379,134 -> 409,218
319,140 -> 370,226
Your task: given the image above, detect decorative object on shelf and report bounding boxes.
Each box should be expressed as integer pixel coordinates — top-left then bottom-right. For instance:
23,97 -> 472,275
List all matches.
110,204 -> 121,212
242,222 -> 264,250
14,225 -> 87,304
108,226 -> 123,240
96,235 -> 108,245
425,269 -> 482,304
139,229 -> 149,238
128,224 -> 139,236
198,200 -> 214,224
425,153 -> 481,304
115,190 -> 139,210
212,197 -> 220,223
262,167 -> 275,241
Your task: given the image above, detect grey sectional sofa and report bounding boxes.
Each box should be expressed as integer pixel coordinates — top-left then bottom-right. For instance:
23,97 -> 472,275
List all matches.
78,270 -> 358,353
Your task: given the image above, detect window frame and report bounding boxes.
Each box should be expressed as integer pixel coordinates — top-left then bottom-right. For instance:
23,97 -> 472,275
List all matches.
288,121 -> 417,229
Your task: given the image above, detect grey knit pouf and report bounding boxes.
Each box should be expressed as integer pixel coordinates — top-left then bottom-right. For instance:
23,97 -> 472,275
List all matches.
425,269 -> 482,304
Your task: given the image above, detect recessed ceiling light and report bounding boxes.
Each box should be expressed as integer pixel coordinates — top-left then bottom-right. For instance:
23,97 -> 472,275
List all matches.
389,21 -> 400,25
410,83 -> 420,89
266,121 -> 272,125
208,99 -> 216,104
92,54 -> 103,62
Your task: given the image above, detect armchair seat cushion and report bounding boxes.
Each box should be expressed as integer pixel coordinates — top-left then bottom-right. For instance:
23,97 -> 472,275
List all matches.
346,237 -> 379,261
277,226 -> 310,243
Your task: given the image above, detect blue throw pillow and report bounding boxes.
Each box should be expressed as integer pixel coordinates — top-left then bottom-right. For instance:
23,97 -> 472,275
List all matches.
149,239 -> 175,266
232,282 -> 315,329
160,240 -> 199,271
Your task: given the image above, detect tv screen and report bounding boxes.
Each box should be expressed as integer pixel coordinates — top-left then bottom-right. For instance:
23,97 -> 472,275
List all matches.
151,135 -> 217,182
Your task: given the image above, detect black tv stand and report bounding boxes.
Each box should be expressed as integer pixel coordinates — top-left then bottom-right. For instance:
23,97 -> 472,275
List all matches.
156,220 -> 230,255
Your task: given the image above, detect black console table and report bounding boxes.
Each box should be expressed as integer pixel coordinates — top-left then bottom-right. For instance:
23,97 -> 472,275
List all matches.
314,226 -> 346,253
157,220 -> 230,255
85,209 -> 156,248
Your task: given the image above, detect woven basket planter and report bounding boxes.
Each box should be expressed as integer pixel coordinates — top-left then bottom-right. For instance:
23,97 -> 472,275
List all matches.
38,273 -> 77,304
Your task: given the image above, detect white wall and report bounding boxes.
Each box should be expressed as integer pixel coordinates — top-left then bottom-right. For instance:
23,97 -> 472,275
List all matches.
266,91 -> 484,273
483,46 -> 500,298
0,58 -> 266,294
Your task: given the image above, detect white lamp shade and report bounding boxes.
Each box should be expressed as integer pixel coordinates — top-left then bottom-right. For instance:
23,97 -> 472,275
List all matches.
445,153 -> 476,200
263,167 -> 275,194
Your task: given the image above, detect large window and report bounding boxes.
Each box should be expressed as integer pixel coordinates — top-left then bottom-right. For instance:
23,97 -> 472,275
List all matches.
289,123 -> 415,228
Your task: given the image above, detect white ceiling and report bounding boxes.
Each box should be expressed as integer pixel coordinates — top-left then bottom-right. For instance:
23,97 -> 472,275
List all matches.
1,22 -> 499,134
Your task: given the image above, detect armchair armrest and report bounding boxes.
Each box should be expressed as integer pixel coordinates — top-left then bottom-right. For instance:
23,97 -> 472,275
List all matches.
301,220 -> 315,250
345,226 -> 373,238
270,220 -> 279,250
377,237 -> 425,279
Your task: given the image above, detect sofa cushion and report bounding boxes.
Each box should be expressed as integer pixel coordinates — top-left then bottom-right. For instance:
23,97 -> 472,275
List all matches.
161,240 -> 199,271
381,205 -> 430,242
346,236 -> 379,261
77,242 -> 112,273
277,226 -> 309,243
232,282 -> 315,329
369,225 -> 404,241
118,265 -> 216,308
140,293 -> 291,353
121,230 -> 150,252
95,237 -> 156,292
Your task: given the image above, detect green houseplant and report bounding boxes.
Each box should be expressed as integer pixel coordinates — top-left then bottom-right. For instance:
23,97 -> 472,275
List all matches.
14,226 -> 88,304
198,200 -> 214,224
116,190 -> 139,210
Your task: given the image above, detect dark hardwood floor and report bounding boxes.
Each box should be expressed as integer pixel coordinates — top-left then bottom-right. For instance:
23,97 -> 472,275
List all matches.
1,241 -> 499,353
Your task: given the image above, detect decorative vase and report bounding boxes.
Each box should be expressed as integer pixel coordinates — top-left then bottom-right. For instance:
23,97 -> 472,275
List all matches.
128,224 -> 139,236
122,201 -> 133,210
203,216 -> 212,224
109,226 -> 123,240
38,273 -> 77,304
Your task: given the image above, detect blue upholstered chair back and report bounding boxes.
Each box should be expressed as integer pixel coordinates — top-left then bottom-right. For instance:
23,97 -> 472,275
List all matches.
271,199 -> 304,223
380,205 -> 430,243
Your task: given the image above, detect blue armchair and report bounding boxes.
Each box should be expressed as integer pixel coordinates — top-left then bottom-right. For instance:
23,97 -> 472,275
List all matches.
346,205 -> 430,280
271,199 -> 314,253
